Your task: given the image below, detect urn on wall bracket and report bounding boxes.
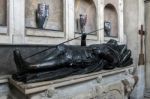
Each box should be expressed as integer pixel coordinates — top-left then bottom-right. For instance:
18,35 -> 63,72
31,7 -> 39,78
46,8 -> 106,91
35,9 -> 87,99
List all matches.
79,14 -> 87,33
36,3 -> 49,29
104,21 -> 111,37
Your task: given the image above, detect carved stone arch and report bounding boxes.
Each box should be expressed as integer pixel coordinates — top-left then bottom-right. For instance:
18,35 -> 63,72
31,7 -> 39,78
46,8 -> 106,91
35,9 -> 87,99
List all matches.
104,3 -> 118,37
75,0 -> 97,33
104,0 -> 119,13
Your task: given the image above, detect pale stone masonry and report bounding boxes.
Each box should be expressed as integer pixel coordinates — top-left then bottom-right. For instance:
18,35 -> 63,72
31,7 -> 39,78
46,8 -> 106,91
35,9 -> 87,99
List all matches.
0,0 -> 146,99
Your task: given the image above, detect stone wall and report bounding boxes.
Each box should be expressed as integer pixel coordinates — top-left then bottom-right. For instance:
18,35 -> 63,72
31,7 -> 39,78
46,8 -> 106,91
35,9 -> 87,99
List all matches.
145,1 -> 150,89
124,0 -> 140,66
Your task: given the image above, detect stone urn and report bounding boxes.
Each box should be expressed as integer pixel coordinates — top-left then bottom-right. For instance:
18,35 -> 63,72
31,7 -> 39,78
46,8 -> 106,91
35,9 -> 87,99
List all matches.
104,21 -> 111,37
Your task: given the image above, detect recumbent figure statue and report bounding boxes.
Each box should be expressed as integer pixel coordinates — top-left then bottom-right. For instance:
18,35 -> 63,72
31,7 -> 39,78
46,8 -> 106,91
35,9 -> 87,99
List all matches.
12,39 -> 133,83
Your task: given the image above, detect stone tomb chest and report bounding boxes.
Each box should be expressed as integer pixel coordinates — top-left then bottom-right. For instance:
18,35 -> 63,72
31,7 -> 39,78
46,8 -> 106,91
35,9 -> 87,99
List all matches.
8,66 -> 136,99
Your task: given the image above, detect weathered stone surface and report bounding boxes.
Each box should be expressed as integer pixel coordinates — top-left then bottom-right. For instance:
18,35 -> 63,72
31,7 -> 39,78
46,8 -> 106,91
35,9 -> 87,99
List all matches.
145,2 -> 150,89
8,68 -> 136,99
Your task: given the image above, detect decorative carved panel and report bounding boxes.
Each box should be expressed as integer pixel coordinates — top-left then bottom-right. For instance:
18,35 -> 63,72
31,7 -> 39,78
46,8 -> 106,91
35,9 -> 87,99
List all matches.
75,0 -> 97,33
0,0 -> 7,26
25,0 -> 63,31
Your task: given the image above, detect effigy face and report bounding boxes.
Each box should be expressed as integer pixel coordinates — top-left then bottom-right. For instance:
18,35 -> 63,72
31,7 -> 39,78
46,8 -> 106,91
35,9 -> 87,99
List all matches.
12,39 -> 133,83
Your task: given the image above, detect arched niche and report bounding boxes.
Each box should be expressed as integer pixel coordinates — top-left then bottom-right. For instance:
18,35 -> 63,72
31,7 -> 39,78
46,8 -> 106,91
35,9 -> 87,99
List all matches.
75,0 -> 97,33
25,0 -> 63,31
104,4 -> 118,37
0,0 -> 7,26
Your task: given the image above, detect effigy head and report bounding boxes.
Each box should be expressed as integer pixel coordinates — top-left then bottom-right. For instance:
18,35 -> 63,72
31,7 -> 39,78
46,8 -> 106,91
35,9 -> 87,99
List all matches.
56,44 -> 66,53
107,39 -> 118,45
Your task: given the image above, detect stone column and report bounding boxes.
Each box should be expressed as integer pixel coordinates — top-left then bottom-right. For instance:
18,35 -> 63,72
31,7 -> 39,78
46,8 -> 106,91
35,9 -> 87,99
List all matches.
97,0 -> 104,43
64,0 -> 74,44
130,0 -> 145,99
118,0 -> 124,43
8,0 -> 14,43
144,1 -> 150,98
12,0 -> 25,44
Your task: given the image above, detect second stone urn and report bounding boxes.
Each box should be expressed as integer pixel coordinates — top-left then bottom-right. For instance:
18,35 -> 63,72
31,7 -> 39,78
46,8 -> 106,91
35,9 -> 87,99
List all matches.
36,3 -> 49,29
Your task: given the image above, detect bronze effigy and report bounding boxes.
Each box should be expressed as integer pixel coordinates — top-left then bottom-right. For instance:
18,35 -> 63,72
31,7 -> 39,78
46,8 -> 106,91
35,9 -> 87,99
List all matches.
12,39 -> 133,83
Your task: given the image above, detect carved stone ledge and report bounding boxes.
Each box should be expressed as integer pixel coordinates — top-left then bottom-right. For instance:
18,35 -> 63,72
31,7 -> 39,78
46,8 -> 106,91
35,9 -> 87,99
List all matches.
75,33 -> 98,41
0,26 -> 7,35
0,75 -> 10,84
26,28 -> 65,38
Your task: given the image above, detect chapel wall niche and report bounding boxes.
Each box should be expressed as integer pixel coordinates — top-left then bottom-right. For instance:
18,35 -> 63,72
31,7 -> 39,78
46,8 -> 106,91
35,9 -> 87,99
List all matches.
0,0 -> 7,26
25,0 -> 63,31
104,4 -> 118,37
74,0 -> 97,34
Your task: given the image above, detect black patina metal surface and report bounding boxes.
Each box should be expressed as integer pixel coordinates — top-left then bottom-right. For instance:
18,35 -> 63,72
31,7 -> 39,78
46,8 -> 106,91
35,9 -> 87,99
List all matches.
12,39 -> 133,83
